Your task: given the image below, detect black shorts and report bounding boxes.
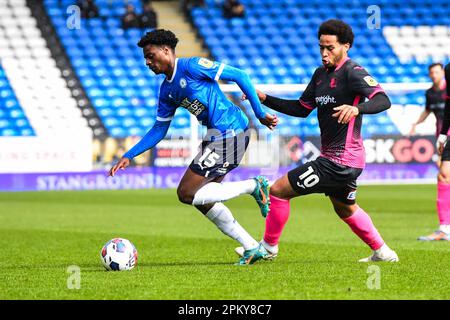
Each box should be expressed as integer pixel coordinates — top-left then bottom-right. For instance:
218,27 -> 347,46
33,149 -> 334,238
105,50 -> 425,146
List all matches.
287,156 -> 363,204
442,142 -> 450,161
189,131 -> 250,178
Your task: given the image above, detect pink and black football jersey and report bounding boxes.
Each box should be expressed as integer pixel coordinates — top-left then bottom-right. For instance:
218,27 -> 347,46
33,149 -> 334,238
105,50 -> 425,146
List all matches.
443,63 -> 450,136
299,58 -> 385,169
425,82 -> 447,136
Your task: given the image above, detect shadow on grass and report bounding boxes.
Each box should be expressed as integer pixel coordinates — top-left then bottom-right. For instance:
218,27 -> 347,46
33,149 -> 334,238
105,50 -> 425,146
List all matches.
72,261 -> 236,273
136,261 -> 233,268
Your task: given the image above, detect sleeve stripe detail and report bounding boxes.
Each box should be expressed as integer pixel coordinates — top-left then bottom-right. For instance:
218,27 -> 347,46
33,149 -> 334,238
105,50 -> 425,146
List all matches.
368,88 -> 385,99
214,63 -> 225,81
156,116 -> 173,122
299,99 -> 314,110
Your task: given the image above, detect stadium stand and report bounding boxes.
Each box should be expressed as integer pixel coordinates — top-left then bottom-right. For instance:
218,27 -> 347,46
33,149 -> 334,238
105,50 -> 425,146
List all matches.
0,63 -> 34,137
44,0 -> 193,139
192,0 -> 449,84
28,0 -> 107,137
1,0 -> 449,139
190,0 -> 450,136
0,0 -> 89,136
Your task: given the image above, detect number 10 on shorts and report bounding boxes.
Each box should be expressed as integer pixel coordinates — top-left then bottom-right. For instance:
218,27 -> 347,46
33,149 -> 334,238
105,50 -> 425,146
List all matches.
297,166 -> 320,189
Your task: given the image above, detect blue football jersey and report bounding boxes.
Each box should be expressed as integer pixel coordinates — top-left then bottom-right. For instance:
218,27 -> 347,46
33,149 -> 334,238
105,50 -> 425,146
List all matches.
156,57 -> 250,138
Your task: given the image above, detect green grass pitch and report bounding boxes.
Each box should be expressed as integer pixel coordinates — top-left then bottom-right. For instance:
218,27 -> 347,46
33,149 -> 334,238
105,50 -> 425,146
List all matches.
0,185 -> 449,300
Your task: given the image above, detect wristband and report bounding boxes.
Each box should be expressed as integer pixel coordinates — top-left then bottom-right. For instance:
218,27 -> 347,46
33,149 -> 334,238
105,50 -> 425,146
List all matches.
437,134 -> 448,149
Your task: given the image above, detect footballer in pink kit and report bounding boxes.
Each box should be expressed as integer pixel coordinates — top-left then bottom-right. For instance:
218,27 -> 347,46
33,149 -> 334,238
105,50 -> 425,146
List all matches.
238,19 -> 399,264
409,63 -> 447,139
419,63 -> 450,241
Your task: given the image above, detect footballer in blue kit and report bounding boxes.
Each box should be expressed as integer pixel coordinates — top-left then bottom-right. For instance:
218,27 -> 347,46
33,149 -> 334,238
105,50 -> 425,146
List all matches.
108,29 -> 277,264
156,56 -> 254,136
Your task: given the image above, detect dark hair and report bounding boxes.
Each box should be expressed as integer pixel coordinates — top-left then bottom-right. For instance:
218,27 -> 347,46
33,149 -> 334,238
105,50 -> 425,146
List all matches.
318,19 -> 354,47
428,62 -> 444,71
137,29 -> 179,50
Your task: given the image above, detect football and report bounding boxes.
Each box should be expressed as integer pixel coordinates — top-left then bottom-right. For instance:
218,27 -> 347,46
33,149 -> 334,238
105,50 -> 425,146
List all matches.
100,238 -> 138,271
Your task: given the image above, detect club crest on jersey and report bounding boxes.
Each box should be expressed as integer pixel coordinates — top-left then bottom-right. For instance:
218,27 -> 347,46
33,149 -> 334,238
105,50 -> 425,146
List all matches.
363,76 -> 378,87
347,191 -> 357,200
198,58 -> 214,69
330,78 -> 337,88
180,78 -> 187,88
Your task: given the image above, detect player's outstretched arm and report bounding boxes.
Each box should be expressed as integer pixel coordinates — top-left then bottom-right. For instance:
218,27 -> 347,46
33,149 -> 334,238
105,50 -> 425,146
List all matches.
108,120 -> 170,177
219,65 -> 278,129
241,90 -> 313,118
409,109 -> 431,136
263,94 -> 314,118
243,70 -> 317,119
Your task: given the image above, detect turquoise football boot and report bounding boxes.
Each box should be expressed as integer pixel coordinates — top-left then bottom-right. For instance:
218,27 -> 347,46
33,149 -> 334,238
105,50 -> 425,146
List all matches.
251,175 -> 270,218
235,244 -> 269,266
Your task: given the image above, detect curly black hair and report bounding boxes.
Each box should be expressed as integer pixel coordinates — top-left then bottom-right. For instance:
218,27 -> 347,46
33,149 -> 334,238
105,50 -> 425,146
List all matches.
428,62 -> 444,71
318,19 -> 354,47
137,29 -> 179,50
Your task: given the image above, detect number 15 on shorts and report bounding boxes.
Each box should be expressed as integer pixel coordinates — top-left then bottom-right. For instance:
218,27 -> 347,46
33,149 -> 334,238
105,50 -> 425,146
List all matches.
198,147 -> 220,169
297,166 -> 320,189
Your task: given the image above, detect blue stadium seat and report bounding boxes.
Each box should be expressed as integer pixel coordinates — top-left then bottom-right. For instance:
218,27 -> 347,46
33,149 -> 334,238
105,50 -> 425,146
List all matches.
0,128 -> 19,136
140,117 -> 154,128
0,65 -> 34,136
43,0 -> 450,138
20,128 -> 34,136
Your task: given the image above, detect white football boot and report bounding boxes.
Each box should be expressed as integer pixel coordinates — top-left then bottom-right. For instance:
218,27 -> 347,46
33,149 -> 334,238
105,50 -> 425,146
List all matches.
358,244 -> 399,262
